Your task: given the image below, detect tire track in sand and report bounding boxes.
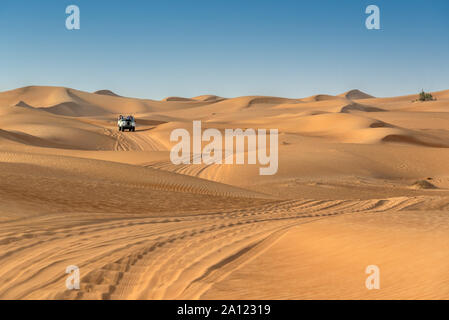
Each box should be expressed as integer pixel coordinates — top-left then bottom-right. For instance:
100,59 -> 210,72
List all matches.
5,196 -> 423,300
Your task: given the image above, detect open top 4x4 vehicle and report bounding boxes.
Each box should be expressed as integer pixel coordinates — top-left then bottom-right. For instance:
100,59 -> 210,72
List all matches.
118,115 -> 135,132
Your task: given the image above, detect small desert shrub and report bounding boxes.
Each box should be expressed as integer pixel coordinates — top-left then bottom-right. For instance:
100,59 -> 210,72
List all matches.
418,90 -> 435,101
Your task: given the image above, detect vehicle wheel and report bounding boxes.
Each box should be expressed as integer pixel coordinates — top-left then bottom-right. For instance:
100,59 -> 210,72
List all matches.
118,127 -> 121,131
132,127 -> 135,132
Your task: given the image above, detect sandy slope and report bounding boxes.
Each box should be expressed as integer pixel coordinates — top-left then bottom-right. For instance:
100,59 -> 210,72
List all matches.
0,86 -> 449,299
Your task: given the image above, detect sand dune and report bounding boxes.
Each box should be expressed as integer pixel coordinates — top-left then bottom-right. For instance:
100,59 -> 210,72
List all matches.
300,89 -> 374,102
191,95 -> 225,102
162,97 -> 195,102
339,102 -> 385,113
94,90 -> 121,97
0,86 -> 449,299
0,86 -> 169,116
301,94 -> 341,102
339,89 -> 375,100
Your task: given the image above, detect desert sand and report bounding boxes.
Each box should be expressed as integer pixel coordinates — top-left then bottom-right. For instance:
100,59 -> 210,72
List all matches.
0,86 -> 449,299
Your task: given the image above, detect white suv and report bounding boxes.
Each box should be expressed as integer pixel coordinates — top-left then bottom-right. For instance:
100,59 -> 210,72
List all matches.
118,115 -> 136,132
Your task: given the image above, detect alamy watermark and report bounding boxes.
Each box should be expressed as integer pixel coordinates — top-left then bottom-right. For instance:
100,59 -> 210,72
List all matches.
365,265 -> 380,290
66,5 -> 80,30
64,5 -> 379,31
66,265 -> 80,290
170,121 -> 279,175
365,5 -> 380,30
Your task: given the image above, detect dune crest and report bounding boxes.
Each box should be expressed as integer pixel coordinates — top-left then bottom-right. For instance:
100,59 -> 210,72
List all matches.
162,96 -> 194,102
14,100 -> 34,109
192,95 -> 225,102
410,180 -> 437,190
339,89 -> 375,100
339,102 -> 385,113
94,89 -> 121,97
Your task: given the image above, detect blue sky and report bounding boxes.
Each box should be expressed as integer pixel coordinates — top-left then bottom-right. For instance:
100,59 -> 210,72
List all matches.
1,0 -> 448,99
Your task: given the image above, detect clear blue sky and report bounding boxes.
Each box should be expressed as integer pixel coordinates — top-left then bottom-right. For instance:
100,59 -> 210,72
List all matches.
1,0 -> 448,99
